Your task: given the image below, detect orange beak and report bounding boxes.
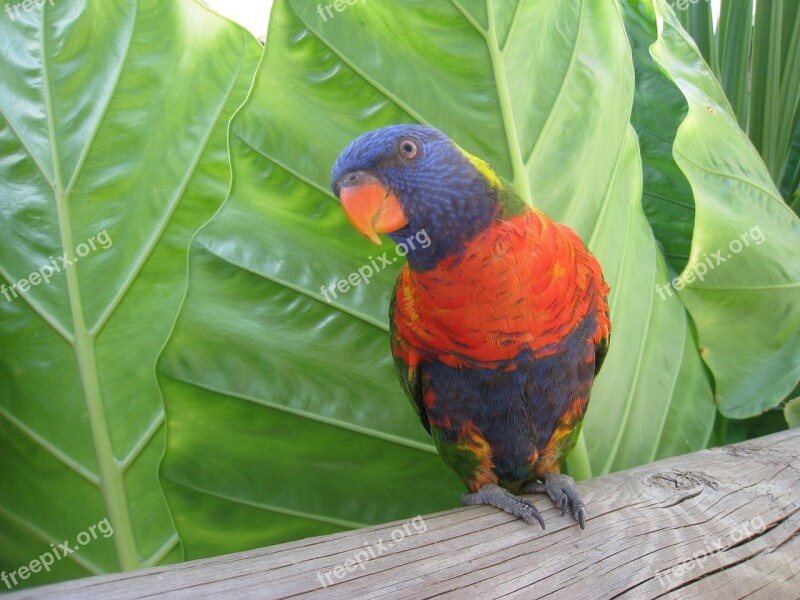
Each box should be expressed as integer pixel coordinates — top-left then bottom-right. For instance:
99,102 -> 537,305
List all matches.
338,176 -> 407,245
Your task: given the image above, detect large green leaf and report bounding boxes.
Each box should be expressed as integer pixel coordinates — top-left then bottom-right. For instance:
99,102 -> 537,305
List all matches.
622,0 -> 694,273
158,0 -> 718,556
619,1 -> 800,417
786,397 -> 800,428
648,0 -> 800,417
0,0 -> 260,587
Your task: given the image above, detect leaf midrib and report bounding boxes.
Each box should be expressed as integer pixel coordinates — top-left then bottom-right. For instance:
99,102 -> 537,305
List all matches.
41,5 -> 138,571
19,9 -> 253,572
486,0 -> 533,204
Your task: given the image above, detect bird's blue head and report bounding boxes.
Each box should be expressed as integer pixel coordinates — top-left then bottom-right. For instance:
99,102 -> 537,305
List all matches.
331,124 -> 505,272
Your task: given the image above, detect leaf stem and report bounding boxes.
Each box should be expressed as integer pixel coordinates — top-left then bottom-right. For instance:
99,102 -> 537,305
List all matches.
485,0 -> 532,205
42,12 -> 139,570
566,431 -> 592,481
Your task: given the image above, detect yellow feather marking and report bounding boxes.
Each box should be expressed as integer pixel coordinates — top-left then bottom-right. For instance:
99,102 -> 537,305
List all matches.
455,144 -> 502,190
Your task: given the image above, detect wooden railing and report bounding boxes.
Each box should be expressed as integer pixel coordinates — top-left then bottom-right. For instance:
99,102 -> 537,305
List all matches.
9,429 -> 799,599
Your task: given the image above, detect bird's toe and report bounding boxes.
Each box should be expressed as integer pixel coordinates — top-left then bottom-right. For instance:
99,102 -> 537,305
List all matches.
462,483 -> 545,529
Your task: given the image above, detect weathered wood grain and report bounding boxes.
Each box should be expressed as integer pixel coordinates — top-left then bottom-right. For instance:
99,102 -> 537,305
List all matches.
9,429 -> 800,599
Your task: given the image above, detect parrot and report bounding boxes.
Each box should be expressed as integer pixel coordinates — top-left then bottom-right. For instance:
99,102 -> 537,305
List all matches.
330,124 -> 610,529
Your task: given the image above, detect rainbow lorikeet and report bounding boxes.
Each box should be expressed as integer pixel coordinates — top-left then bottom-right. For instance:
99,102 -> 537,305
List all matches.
331,125 -> 610,529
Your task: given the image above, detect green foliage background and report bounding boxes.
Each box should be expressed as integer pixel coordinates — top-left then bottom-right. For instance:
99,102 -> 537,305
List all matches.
0,0 -> 798,588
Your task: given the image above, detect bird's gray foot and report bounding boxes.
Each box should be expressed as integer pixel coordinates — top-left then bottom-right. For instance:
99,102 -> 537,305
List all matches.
462,483 -> 545,529
523,473 -> 587,529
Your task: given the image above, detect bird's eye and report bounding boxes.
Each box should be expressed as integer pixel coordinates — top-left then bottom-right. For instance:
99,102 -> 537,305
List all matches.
399,139 -> 418,159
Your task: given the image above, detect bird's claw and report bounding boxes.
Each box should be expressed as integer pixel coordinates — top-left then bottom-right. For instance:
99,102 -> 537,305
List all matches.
462,483 -> 545,529
523,474 -> 587,529
575,506 -> 587,530
558,496 -> 568,515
